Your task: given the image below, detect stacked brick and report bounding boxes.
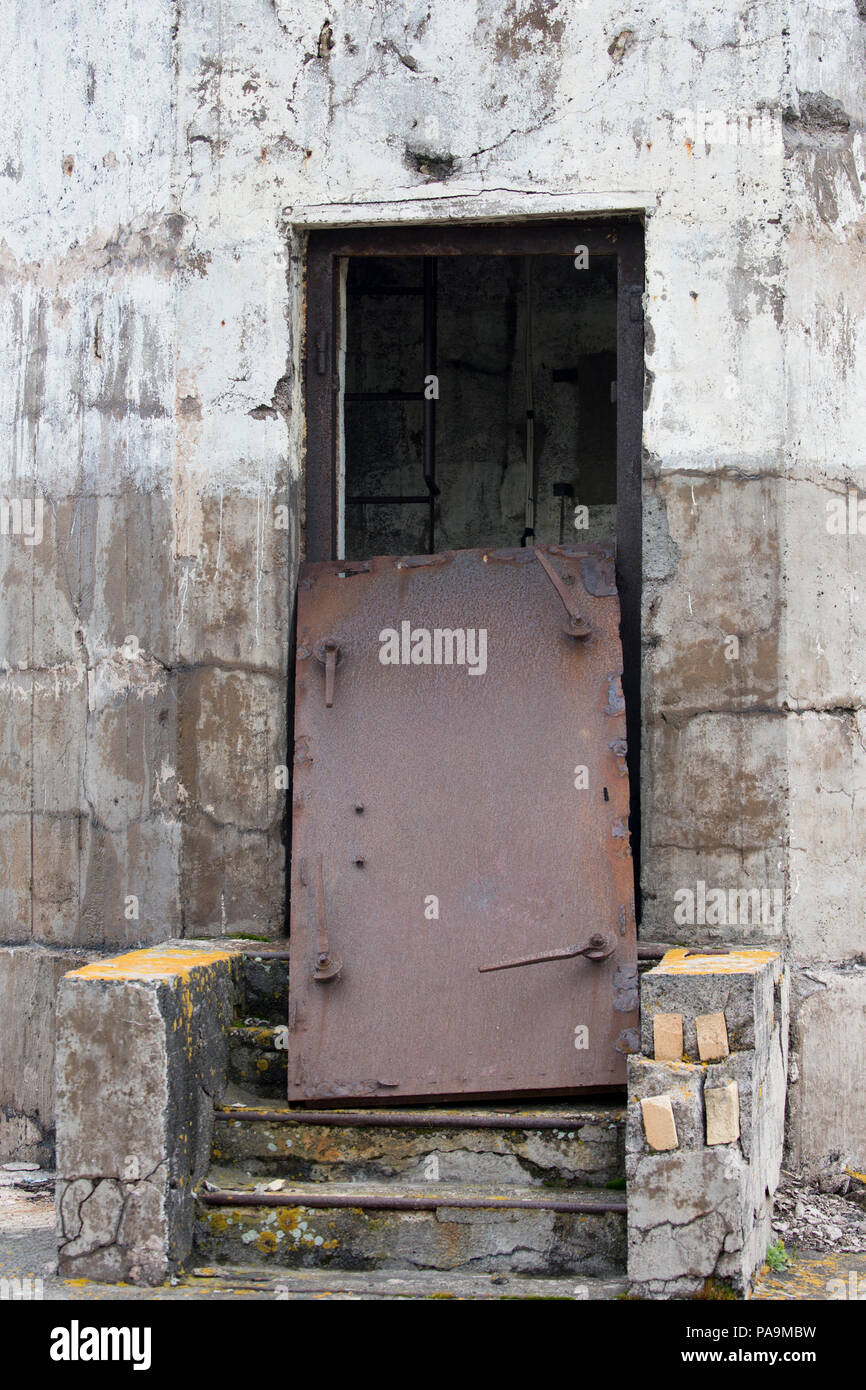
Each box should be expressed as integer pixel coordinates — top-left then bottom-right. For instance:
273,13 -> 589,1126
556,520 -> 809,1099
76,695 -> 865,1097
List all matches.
626,949 -> 788,1297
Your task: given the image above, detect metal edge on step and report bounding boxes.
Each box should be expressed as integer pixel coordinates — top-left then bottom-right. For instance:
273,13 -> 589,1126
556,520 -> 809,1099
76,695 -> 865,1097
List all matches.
188,1266 -> 628,1297
197,1187 -> 628,1215
213,1106 -> 623,1129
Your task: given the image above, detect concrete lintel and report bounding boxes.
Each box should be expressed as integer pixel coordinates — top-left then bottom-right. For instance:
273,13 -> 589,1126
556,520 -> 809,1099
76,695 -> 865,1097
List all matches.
284,187 -> 655,229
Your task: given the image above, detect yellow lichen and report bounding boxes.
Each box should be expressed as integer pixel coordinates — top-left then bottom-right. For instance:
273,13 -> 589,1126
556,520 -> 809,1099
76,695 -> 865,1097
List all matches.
65,946 -> 238,983
656,948 -> 779,977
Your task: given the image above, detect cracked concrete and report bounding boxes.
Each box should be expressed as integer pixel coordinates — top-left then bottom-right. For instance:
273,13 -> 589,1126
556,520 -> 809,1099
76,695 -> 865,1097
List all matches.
54,941 -> 240,1283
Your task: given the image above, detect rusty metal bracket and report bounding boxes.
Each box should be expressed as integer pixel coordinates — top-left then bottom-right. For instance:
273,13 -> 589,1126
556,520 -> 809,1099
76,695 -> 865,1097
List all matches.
313,855 -> 343,982
535,548 -> 592,638
478,933 -> 615,974
313,637 -> 341,707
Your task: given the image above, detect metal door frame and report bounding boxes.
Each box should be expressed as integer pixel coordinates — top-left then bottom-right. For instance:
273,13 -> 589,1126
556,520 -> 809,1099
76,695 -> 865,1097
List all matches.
303,218 -> 645,899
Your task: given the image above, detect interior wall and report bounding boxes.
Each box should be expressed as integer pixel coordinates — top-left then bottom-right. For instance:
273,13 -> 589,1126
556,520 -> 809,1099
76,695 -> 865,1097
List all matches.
344,254 -> 616,559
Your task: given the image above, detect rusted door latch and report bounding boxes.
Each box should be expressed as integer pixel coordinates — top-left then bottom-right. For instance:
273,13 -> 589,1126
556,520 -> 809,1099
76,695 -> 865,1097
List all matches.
313,854 -> 343,982
314,638 -> 341,707
479,933 -> 614,973
535,548 -> 592,639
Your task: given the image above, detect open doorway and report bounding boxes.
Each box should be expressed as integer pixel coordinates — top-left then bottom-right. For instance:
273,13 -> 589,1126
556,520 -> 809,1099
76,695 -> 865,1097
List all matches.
294,221 -> 644,1101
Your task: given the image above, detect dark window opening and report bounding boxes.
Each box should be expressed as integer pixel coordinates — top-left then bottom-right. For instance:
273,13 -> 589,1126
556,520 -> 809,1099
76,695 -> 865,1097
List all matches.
342,254 -> 617,560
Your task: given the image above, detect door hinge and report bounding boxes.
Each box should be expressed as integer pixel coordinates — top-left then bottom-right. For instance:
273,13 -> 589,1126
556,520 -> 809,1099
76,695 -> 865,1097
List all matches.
535,547 -> 592,639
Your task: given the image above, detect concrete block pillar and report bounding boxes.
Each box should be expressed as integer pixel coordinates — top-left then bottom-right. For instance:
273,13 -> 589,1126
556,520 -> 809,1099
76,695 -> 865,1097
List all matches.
55,941 -> 242,1285
627,949 -> 788,1297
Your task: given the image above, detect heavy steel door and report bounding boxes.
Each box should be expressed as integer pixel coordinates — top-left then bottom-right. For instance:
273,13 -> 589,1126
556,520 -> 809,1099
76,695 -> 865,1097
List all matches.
288,542 -> 637,1103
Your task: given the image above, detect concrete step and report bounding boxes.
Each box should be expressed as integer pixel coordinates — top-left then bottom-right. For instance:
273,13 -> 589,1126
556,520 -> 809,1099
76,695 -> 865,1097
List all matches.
211,1097 -> 626,1189
227,1025 -> 287,1098
189,1264 -> 628,1299
194,1173 -> 627,1276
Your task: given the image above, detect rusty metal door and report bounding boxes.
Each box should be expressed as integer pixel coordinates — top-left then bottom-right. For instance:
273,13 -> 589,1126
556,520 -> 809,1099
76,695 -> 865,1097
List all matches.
288,542 -> 637,1103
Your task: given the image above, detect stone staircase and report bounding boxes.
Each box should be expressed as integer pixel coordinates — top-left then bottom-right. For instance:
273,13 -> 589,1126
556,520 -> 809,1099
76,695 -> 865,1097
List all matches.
192,952 -> 629,1298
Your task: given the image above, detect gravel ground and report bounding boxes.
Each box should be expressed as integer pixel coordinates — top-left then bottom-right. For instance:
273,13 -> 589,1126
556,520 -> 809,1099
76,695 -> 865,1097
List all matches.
771,1170 -> 866,1255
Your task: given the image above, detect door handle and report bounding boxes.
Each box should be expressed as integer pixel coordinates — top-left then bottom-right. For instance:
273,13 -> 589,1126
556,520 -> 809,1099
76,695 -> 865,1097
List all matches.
478,933 -> 614,973
313,854 -> 343,982
314,638 -> 341,708
535,548 -> 592,639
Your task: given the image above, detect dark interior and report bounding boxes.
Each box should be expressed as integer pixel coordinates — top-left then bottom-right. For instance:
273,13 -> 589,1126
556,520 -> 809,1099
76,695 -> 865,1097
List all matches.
342,253 -> 618,558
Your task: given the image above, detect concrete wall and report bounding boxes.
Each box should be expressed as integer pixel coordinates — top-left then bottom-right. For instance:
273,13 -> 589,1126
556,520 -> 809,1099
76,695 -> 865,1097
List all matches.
1,0 -> 864,1175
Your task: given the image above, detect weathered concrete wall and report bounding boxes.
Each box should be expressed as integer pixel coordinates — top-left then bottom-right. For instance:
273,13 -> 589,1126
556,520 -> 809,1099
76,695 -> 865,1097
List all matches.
1,0 -> 864,1174
777,8 -> 866,1179
0,946 -> 92,1166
